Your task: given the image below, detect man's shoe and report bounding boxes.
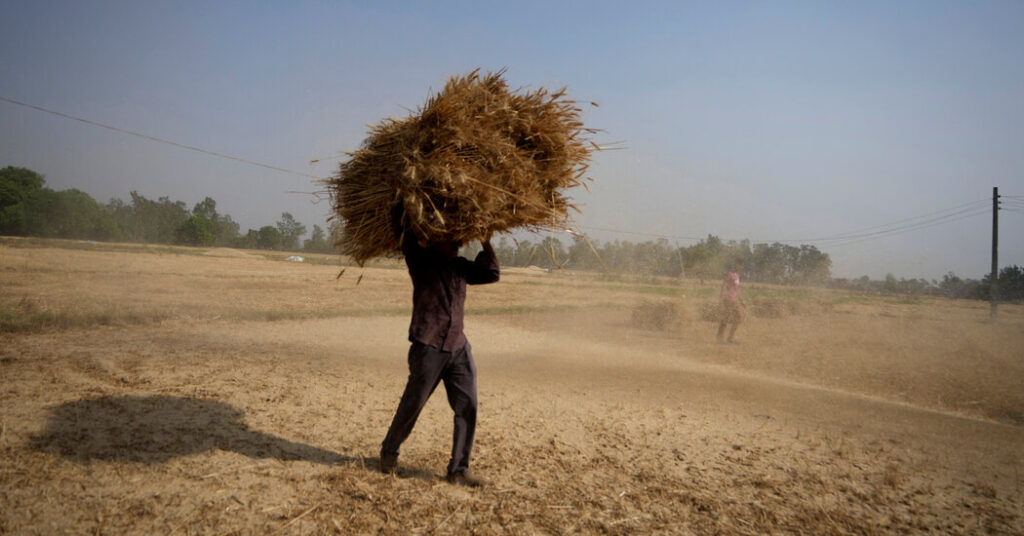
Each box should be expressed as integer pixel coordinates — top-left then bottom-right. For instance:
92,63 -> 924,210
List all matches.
380,452 -> 398,474
446,472 -> 487,488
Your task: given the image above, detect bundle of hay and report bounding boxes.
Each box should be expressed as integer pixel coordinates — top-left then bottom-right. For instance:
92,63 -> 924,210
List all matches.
631,300 -> 685,331
327,69 -> 595,264
698,301 -> 724,322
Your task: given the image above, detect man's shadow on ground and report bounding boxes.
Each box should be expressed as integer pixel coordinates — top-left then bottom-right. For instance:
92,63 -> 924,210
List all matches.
31,394 -> 362,467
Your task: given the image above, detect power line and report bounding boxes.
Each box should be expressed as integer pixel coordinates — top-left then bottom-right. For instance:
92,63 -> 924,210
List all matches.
805,206 -> 991,246
577,199 -> 999,250
0,95 -> 322,180
823,208 -> 990,248
776,199 -> 989,243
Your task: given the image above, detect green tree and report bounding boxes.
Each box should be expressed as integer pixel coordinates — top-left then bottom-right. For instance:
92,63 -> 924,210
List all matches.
985,265 -> 1024,302
102,198 -> 130,241
883,273 -> 899,293
192,197 -> 217,221
682,236 -> 724,282
22,188 -> 117,239
176,215 -> 215,246
643,238 -> 682,277
512,239 -> 538,267
750,243 -> 790,284
493,237 -> 516,267
791,245 -> 832,285
122,191 -> 188,243
276,212 -> 306,251
566,235 -> 603,271
256,225 -> 283,250
191,197 -> 240,246
939,272 -> 967,298
1000,265 -> 1024,302
0,166 -> 47,235
237,229 -> 259,250
534,236 -> 568,269
303,224 -> 333,253
213,214 -> 240,246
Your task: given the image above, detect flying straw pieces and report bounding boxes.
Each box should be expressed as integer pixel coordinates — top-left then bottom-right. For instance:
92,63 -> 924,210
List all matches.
327,69 -> 596,264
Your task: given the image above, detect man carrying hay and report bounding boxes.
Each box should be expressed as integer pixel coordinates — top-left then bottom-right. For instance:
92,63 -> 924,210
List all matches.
326,69 -> 594,486
717,259 -> 746,344
379,231 -> 499,486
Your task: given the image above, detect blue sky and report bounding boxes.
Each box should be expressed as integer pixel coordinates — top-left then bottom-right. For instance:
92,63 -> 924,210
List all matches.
1,1 -> 1022,279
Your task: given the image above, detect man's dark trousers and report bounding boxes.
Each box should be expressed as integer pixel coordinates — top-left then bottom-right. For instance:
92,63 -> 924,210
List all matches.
381,341 -> 478,475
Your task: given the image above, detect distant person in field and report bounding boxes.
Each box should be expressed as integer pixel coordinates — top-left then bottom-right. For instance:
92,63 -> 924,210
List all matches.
717,259 -> 746,344
379,227 -> 499,488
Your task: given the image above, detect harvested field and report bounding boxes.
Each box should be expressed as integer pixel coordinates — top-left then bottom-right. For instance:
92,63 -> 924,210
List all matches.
1,239 -> 1022,534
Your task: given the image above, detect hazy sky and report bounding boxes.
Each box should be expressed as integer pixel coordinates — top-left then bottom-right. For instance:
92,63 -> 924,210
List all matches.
2,1 -> 1022,280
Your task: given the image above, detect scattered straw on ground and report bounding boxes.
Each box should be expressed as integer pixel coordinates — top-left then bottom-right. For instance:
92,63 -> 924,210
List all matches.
1,244 -> 1021,534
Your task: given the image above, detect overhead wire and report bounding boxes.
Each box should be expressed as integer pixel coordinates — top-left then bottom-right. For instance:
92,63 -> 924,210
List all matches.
822,208 -> 991,248
775,199 -> 990,243
803,206 -> 992,247
1000,200 -> 1024,212
0,95 -> 323,180
578,199 -> 1000,250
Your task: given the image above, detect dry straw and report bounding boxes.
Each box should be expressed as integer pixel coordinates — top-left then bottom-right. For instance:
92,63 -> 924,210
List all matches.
327,69 -> 596,264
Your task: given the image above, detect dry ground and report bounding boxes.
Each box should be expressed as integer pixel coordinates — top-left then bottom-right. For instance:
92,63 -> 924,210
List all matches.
1,238 -> 1021,534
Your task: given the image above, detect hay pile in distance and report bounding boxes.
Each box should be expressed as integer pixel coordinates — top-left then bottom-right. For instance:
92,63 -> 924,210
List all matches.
327,69 -> 596,264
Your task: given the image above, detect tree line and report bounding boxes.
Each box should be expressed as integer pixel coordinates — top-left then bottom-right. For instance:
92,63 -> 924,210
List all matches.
0,166 -> 335,253
2,165 -> 1021,301
828,268 -> 1024,302
489,233 -> 833,286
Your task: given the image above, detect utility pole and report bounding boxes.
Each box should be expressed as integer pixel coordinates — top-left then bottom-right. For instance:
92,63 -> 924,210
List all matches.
990,187 -> 999,320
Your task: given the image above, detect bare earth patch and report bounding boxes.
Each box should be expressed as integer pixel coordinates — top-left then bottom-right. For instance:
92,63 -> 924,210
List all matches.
1,242 -> 1021,534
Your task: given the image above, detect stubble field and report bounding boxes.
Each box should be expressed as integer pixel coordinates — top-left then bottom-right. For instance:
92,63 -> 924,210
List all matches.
1,238 -> 1021,534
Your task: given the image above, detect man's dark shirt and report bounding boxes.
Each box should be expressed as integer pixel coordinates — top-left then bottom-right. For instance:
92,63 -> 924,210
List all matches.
403,235 -> 500,352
